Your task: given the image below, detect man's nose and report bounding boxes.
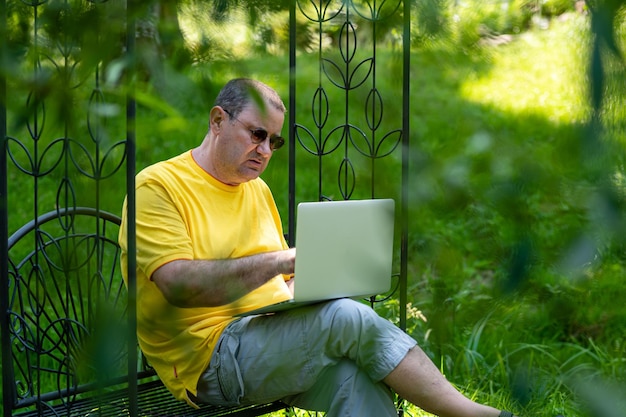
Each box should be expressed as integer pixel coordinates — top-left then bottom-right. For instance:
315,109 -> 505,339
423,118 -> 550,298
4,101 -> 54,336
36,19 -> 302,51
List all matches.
256,138 -> 273,155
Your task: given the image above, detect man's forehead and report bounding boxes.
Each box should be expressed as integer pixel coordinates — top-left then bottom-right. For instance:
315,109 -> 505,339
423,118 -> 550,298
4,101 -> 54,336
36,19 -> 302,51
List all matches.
242,102 -> 282,119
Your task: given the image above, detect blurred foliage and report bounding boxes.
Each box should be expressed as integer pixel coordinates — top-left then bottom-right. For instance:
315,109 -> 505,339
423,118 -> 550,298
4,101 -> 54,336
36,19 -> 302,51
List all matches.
2,1 -> 626,416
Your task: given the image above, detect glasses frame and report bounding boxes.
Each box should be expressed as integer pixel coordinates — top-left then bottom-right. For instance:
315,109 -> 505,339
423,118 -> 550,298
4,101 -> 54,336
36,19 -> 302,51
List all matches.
223,109 -> 285,151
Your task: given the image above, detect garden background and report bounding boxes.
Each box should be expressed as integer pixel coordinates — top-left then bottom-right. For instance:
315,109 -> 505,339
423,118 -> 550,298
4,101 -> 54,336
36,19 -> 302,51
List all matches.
2,1 -> 625,416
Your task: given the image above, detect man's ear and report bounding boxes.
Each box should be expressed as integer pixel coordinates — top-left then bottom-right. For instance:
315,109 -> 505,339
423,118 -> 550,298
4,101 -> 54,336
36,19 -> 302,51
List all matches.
209,106 -> 225,132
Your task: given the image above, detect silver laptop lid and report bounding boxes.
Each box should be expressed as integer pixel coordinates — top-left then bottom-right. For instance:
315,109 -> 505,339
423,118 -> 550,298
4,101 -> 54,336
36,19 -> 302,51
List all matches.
292,199 -> 395,302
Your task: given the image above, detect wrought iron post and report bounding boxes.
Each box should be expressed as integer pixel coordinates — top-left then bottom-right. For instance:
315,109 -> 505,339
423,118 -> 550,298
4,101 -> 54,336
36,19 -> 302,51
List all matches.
400,0 -> 411,335
126,2 -> 138,415
1,1 -> 13,416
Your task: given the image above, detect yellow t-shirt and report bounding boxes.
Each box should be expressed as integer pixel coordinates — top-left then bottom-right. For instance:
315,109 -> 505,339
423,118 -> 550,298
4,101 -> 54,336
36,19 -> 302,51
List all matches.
118,150 -> 292,406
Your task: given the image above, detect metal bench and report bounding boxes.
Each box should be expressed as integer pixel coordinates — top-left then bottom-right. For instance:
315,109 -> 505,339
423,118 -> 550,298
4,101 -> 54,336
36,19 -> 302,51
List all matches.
2,206 -> 289,417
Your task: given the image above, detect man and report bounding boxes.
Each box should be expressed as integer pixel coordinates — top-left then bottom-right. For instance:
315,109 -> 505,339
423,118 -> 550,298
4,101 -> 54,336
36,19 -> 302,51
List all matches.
119,78 -> 516,417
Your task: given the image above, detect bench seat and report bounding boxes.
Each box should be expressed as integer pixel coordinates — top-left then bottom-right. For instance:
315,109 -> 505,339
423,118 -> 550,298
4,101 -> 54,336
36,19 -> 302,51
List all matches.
13,378 -> 287,417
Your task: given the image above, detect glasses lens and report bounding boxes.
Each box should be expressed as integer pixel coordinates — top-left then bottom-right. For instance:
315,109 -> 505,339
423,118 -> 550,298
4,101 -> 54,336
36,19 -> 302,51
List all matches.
250,129 -> 268,143
270,136 -> 285,150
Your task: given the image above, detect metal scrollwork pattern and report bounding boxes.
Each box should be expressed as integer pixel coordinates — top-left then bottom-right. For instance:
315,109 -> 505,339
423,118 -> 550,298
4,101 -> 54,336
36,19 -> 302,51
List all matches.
295,0 -> 404,202
7,209 -> 127,410
3,0 -> 128,413
292,0 -> 407,313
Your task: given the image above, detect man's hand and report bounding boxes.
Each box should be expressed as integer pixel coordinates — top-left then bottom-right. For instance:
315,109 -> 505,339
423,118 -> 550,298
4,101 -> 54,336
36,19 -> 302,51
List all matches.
285,277 -> 295,296
152,248 -> 296,308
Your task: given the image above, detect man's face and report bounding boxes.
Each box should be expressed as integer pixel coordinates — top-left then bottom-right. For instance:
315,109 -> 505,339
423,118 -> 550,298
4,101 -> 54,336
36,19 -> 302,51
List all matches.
210,103 -> 285,185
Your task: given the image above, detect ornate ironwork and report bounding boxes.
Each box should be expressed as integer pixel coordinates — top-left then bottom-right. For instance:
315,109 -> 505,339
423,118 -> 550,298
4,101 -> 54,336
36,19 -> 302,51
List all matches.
292,0 -> 404,202
1,1 -> 132,415
289,0 -> 409,316
6,208 -> 126,411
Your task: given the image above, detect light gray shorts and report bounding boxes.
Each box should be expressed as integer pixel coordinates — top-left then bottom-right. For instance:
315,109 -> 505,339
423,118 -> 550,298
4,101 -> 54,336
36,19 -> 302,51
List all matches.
196,298 -> 417,416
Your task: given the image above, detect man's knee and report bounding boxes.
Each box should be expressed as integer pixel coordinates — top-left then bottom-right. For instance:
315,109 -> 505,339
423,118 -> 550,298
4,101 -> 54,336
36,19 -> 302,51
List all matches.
321,298 -> 390,331
323,298 -> 379,321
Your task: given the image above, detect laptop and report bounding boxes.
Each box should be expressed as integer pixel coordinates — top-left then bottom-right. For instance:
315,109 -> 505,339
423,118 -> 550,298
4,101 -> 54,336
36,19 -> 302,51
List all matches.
237,198 -> 395,316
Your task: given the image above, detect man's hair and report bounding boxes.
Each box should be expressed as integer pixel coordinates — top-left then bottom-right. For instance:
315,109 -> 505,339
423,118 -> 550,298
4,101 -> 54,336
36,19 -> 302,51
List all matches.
215,78 -> 286,117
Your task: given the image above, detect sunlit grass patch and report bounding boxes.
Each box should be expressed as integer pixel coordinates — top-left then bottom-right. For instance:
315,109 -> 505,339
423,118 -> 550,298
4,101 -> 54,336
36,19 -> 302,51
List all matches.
460,15 -> 590,124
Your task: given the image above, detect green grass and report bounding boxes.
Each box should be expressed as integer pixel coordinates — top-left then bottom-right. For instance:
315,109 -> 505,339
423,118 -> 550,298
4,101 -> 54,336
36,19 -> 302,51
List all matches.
3,12 -> 626,417
246,14 -> 625,417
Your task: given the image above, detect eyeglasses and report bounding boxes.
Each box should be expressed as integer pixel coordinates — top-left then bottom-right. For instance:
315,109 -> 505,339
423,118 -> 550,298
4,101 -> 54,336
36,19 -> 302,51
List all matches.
224,109 -> 285,151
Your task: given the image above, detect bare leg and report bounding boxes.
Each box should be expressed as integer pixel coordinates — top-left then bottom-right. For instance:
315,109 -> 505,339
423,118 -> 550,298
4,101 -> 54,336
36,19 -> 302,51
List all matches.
383,347 -> 503,417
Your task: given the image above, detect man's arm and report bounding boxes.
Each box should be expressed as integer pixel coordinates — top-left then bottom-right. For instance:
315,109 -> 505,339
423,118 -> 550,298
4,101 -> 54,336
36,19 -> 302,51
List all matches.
151,248 -> 296,308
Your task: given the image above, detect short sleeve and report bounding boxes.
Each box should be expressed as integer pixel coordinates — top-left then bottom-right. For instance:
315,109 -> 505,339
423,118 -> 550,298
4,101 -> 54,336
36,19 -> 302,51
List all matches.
135,180 -> 194,279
